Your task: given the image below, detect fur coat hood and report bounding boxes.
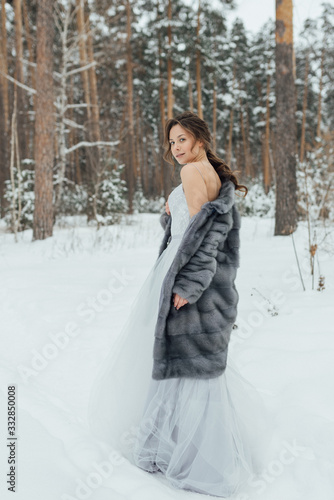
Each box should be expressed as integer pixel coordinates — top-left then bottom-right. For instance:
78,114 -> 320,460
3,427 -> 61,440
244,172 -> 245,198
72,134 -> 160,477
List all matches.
152,179 -> 241,380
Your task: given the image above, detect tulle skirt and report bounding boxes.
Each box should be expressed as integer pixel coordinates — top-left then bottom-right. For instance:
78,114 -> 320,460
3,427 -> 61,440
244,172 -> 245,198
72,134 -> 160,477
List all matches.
87,233 -> 274,497
133,369 -> 258,497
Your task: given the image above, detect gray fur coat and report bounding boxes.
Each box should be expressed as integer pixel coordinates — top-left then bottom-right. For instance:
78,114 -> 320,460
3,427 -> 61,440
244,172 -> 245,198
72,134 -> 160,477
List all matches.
152,179 -> 241,380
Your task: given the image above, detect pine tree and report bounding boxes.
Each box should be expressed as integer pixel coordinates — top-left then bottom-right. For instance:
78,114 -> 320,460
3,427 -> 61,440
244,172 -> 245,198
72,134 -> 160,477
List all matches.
274,0 -> 297,235
32,0 -> 55,240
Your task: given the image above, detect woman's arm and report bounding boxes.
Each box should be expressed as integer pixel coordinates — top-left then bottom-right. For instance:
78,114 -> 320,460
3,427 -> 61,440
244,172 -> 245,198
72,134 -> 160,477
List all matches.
172,210 -> 233,305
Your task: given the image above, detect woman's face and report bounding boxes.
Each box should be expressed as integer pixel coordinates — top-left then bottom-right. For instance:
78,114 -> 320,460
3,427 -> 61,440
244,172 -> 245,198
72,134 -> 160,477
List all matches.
169,124 -> 203,165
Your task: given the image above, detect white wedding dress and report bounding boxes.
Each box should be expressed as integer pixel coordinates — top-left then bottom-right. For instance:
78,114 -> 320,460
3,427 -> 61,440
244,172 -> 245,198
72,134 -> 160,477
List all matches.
87,182 -> 273,497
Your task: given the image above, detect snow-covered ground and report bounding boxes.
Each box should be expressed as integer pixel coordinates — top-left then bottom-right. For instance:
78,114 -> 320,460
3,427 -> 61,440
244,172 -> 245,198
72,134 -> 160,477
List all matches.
0,213 -> 334,500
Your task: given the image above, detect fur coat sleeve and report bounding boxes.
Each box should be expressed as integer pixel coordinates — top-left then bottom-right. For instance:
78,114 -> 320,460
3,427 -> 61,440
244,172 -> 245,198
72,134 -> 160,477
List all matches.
172,210 -> 233,304
152,179 -> 240,380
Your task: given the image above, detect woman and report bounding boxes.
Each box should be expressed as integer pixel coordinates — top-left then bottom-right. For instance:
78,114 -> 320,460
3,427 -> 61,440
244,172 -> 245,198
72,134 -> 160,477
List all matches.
87,111 -> 271,497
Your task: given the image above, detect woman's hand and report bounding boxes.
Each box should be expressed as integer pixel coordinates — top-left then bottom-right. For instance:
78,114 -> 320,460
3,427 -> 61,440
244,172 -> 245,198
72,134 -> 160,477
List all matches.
165,198 -> 170,215
173,293 -> 188,310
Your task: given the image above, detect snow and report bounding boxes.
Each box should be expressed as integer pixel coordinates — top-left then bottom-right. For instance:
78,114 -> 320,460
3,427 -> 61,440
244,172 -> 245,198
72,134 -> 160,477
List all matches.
222,93 -> 234,106
1,213 -> 334,499
252,106 -> 266,115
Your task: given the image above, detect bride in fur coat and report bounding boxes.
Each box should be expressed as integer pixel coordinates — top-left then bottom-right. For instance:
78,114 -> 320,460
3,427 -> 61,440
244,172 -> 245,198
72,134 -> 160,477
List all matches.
87,111 -> 274,497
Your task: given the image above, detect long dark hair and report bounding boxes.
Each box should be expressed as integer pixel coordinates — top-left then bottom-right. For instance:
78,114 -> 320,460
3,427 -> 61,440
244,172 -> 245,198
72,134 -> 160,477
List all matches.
163,110 -> 248,197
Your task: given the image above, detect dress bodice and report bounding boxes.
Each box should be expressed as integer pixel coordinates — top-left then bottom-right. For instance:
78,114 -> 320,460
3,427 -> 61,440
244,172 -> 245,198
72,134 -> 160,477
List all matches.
168,183 -> 190,239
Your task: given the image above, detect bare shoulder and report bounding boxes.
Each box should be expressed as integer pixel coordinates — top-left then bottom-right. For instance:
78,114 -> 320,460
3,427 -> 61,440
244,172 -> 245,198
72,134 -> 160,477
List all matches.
181,161 -> 203,170
180,164 -> 206,190
182,162 -> 221,200
180,162 -> 203,179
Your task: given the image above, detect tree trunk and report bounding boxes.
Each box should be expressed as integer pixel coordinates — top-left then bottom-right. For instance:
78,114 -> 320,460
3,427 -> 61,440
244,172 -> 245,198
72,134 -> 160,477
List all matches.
0,94 -> 7,218
150,127 -> 160,192
85,2 -> 101,189
54,5 -> 70,218
125,0 -> 135,213
85,8 -> 100,142
212,76 -> 217,152
76,0 -> 91,121
22,0 -> 36,105
270,127 -> 276,180
263,64 -> 271,192
315,48 -> 324,142
157,0 -> 167,195
188,71 -> 193,112
245,107 -> 253,177
239,98 -> 248,179
236,140 -> 243,176
115,105 -> 126,166
143,125 -> 149,194
136,97 -> 146,191
76,0 -> 102,221
8,89 -> 24,237
13,0 -> 27,160
274,0 -> 297,235
226,67 -> 236,166
0,0 -> 9,217
157,0 -> 165,131
158,46 -> 166,132
135,96 -> 142,181
227,107 -> 234,166
22,0 -> 36,158
196,0 -> 203,119
68,74 -> 75,181
33,0 -> 54,241
300,50 -> 309,163
84,4 -> 103,223
166,0 -> 173,119
0,0 -> 9,133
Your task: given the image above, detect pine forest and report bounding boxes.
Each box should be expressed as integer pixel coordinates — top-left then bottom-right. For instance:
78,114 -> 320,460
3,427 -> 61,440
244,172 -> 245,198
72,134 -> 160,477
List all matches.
0,0 -> 333,238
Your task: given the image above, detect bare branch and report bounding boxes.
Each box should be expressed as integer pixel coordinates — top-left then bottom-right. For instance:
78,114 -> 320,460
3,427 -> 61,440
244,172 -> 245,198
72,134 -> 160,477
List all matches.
65,140 -> 119,155
0,71 -> 36,94
65,103 -> 89,109
20,58 -> 37,68
65,60 -> 97,77
63,118 -> 85,129
53,71 -> 62,81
